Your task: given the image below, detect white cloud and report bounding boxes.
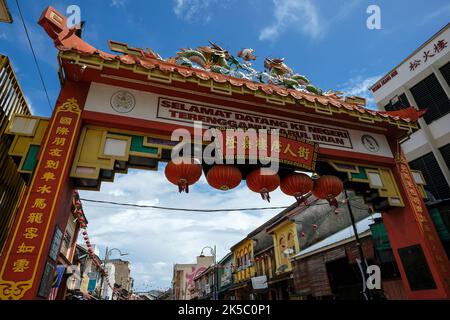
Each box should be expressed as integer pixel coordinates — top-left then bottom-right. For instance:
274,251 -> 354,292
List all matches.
110,0 -> 126,8
420,3 -> 450,25
173,0 -> 228,23
259,0 -> 321,41
79,165 -> 293,290
23,95 -> 35,115
338,75 -> 382,110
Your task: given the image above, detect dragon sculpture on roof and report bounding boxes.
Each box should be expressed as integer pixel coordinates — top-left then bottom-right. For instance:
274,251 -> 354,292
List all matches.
175,41 -> 323,95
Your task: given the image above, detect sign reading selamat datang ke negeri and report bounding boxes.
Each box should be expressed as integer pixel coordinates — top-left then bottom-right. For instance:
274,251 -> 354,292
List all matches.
83,82 -> 394,158
157,97 -> 352,149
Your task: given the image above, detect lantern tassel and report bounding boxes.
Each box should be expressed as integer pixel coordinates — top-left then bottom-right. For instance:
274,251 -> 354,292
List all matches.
294,194 -> 308,206
260,188 -> 271,202
178,179 -> 189,193
327,196 -> 338,208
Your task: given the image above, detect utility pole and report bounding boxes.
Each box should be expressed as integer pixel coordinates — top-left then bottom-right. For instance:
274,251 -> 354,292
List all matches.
200,246 -> 217,300
98,246 -> 109,300
344,189 -> 372,301
214,245 -> 218,301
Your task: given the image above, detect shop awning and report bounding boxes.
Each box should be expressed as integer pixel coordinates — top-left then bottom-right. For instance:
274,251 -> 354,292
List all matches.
227,280 -> 251,291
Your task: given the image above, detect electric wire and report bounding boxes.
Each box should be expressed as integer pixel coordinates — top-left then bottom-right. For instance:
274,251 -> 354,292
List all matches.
15,0 -> 53,113
79,197 -> 369,213
80,198 -> 292,212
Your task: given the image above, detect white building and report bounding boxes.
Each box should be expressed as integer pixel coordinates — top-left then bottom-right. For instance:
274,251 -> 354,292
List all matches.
370,23 -> 450,201
101,263 -> 116,300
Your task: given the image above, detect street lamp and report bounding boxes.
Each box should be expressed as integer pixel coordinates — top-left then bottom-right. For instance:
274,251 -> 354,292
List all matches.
199,246 -> 217,300
99,247 -> 129,299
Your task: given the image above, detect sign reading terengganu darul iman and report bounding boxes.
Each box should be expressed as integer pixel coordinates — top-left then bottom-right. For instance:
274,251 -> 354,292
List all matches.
158,97 -> 351,148
84,82 -> 394,158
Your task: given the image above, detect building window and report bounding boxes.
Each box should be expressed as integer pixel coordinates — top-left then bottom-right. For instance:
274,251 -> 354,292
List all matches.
60,214 -> 76,259
410,73 -> 450,124
440,61 -> 450,88
287,232 -> 296,255
279,237 -> 286,255
264,257 -> 270,278
244,250 -> 248,267
409,152 -> 450,200
384,93 -> 410,111
398,245 -> 436,291
440,143 -> 450,173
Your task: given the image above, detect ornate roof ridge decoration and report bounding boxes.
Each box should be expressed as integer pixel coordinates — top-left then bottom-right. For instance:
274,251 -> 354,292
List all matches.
38,6 -> 425,127
378,107 -> 427,122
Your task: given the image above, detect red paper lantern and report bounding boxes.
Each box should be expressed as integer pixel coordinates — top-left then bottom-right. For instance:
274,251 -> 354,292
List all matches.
246,168 -> 280,202
312,175 -> 344,207
206,165 -> 242,191
165,158 -> 202,193
280,173 -> 313,204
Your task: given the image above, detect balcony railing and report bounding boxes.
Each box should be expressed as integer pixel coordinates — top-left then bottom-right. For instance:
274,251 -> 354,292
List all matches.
0,54 -> 31,253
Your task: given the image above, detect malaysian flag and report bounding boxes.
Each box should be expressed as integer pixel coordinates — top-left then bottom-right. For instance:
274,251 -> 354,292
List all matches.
48,265 -> 66,300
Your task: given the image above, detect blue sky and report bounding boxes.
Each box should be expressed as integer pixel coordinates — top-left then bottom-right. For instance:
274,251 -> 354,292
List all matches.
1,0 -> 450,292
1,0 -> 450,116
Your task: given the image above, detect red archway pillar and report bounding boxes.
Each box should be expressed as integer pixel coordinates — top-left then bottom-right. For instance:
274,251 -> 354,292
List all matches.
0,80 -> 89,300
382,149 -> 450,299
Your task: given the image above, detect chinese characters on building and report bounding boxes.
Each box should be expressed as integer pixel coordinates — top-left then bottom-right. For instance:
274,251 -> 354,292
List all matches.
409,39 -> 448,71
0,99 -> 81,299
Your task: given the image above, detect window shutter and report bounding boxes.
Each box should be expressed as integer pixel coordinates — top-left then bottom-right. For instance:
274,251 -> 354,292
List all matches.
439,62 -> 450,88
440,143 -> 450,172
410,73 -> 450,124
409,152 -> 450,200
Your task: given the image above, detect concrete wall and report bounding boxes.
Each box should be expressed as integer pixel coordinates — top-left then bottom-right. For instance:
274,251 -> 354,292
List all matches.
109,259 -> 131,291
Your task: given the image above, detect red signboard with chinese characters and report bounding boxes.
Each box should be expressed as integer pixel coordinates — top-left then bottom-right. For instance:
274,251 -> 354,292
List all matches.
215,130 -> 318,171
0,98 -> 82,300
